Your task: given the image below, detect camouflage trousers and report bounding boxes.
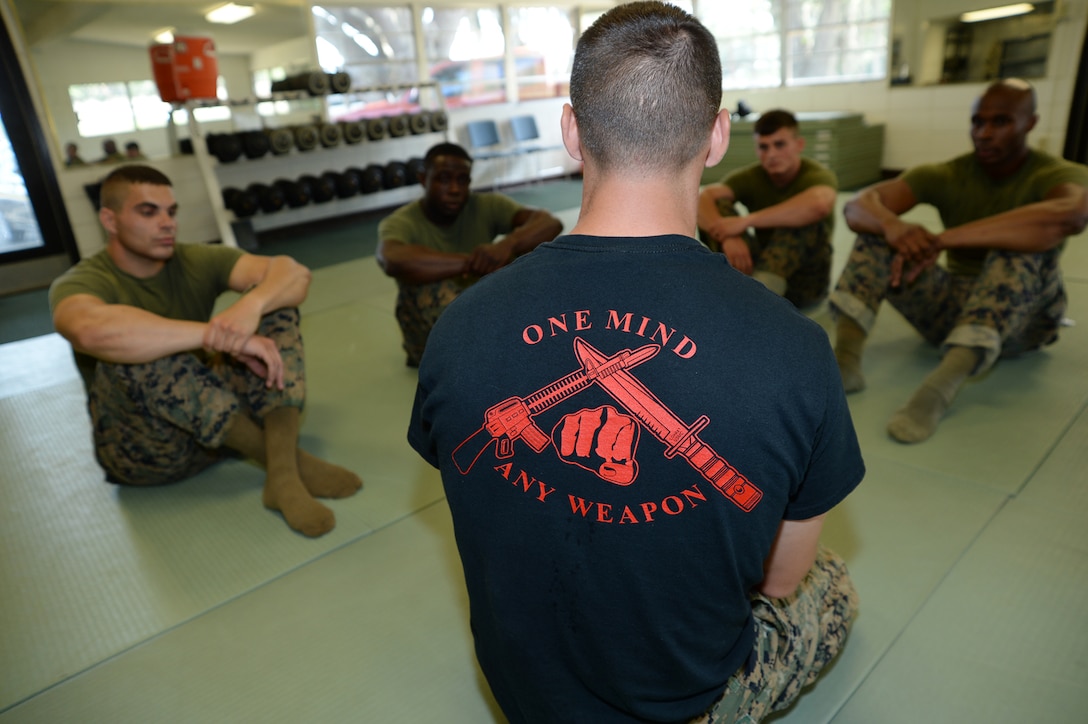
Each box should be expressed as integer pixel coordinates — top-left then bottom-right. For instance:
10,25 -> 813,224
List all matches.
88,308 -> 306,486
703,204 -> 832,308
829,233 -> 1066,374
690,547 -> 858,724
396,279 -> 464,367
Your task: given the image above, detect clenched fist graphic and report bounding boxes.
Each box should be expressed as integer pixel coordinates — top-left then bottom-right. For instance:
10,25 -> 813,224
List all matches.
553,405 -> 640,485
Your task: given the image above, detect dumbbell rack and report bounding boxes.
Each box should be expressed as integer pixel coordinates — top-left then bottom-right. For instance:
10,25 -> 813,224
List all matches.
179,82 -> 449,247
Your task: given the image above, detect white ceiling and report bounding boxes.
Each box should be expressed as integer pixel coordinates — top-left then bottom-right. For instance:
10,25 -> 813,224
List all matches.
11,0 -> 312,56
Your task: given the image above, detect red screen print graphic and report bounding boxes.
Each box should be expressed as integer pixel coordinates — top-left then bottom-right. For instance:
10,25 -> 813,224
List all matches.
451,336 -> 762,512
553,405 -> 640,485
452,342 -> 660,474
573,337 -> 763,512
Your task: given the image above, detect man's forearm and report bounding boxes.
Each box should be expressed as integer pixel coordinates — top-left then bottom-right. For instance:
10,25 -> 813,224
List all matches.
940,195 -> 1088,253
67,304 -> 209,364
378,242 -> 469,284
843,189 -> 903,236
746,186 -> 836,230
245,256 -> 311,314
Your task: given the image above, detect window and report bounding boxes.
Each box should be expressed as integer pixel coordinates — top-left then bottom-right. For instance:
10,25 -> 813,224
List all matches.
311,5 -> 420,121
423,7 -> 507,108
507,7 -> 575,100
784,0 -> 890,85
69,79 -> 229,138
700,1 -> 783,90
69,83 -> 136,137
697,0 -> 890,89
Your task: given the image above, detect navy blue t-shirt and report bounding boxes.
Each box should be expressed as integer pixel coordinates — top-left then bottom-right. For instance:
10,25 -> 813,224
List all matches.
408,234 -> 864,723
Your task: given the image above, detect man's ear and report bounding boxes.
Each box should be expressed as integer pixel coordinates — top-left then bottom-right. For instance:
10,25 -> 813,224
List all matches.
705,109 -> 731,168
99,206 -> 117,235
560,103 -> 584,163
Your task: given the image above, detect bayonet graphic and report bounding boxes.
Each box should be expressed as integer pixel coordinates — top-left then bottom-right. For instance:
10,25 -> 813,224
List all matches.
574,337 -> 763,512
453,343 -> 660,474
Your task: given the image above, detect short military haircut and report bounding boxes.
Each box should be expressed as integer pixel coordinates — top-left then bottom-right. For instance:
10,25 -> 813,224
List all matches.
570,1 -> 722,172
423,142 -> 473,169
753,109 -> 799,137
98,164 -> 172,211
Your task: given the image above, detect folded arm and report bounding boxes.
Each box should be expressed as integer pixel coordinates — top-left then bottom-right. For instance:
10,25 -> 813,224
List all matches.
744,185 -> 837,231
205,254 -> 311,357
938,182 -> 1088,253
377,238 -> 472,285
465,207 -> 563,276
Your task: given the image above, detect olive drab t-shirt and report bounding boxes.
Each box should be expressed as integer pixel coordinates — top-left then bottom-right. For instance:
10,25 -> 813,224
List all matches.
48,243 -> 244,391
901,150 -> 1088,276
378,192 -> 524,291
722,157 -> 838,246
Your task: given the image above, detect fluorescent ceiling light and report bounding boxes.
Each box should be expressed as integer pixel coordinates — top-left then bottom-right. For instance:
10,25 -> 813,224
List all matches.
960,3 -> 1034,23
153,28 -> 175,44
205,3 -> 256,25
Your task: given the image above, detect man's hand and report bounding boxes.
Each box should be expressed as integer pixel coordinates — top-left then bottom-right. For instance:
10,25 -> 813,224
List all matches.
235,334 -> 285,390
204,296 -> 263,356
706,215 -> 750,243
721,237 -> 754,275
465,242 -> 514,277
883,219 -> 941,287
883,218 -> 939,262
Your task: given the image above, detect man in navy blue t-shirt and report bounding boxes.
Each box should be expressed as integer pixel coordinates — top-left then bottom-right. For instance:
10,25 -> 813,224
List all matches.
408,3 -> 865,722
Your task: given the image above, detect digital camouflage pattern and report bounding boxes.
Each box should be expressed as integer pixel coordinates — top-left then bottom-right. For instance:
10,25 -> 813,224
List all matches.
705,201 -> 831,308
88,308 -> 306,485
396,279 -> 463,367
829,233 -> 1065,373
691,547 -> 858,724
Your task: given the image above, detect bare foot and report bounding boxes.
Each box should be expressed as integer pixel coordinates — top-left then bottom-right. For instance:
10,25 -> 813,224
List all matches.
298,450 -> 363,499
262,473 -> 336,537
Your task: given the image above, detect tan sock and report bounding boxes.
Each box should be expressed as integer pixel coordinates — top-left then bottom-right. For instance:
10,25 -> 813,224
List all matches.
834,316 -> 868,393
298,450 -> 363,499
258,407 -> 335,537
887,346 -> 980,444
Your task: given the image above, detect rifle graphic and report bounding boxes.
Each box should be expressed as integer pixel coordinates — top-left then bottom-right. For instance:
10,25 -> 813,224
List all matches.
573,337 -> 763,512
452,342 -> 660,474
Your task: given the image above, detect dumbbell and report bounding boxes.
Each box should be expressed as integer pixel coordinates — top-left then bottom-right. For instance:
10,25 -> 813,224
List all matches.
366,117 -> 389,141
239,131 -> 270,160
387,114 -> 410,138
273,178 -> 310,208
431,110 -> 449,132
406,157 -> 426,184
317,123 -> 342,148
340,121 -> 365,145
247,182 -> 286,213
409,111 -> 432,135
264,127 -> 293,155
382,160 -> 409,189
206,132 -> 242,163
299,174 -> 336,204
327,71 -> 351,94
323,170 -> 360,199
222,187 -> 259,218
353,164 -> 385,194
292,125 -> 319,152
271,71 -> 329,96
